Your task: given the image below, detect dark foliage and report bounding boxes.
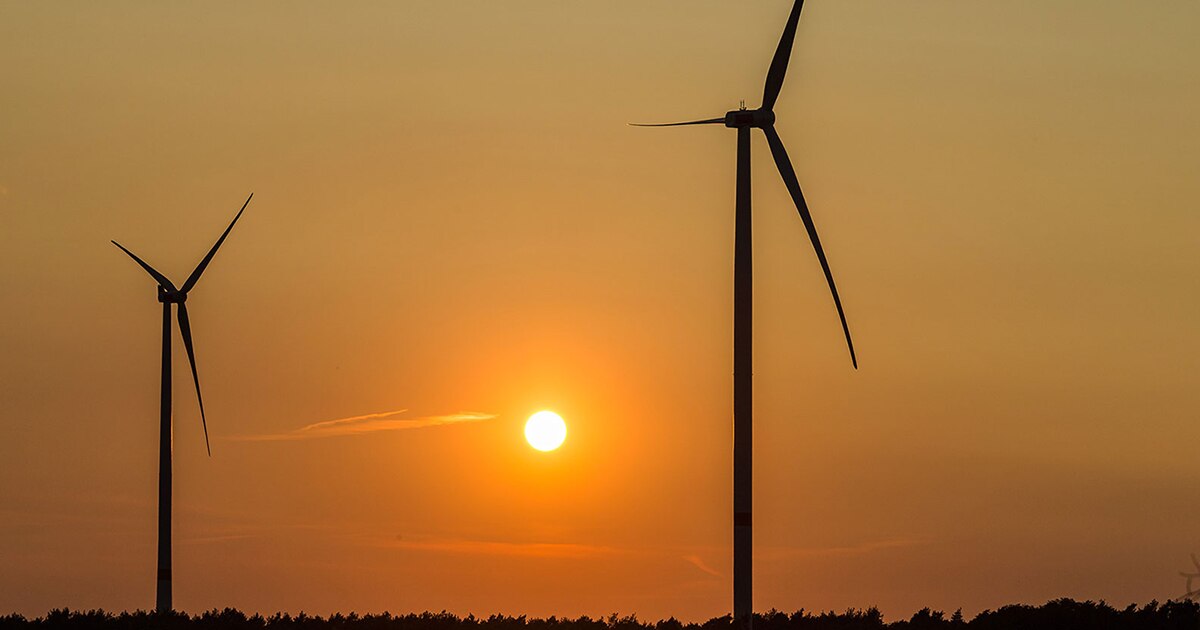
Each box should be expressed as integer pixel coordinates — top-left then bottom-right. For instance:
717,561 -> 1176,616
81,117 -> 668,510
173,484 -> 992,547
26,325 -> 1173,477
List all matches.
3,601 -> 1198,630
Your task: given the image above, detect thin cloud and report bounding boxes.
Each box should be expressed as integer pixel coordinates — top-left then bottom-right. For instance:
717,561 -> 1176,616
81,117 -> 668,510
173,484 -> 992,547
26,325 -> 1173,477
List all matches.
384,535 -> 618,559
683,554 -> 722,577
231,409 -> 496,442
181,534 -> 258,545
761,538 -> 924,560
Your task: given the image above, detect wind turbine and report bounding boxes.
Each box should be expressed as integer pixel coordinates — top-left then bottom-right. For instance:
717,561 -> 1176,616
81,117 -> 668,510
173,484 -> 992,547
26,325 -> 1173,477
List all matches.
112,193 -> 252,613
633,1 -> 856,626
1180,554 -> 1200,601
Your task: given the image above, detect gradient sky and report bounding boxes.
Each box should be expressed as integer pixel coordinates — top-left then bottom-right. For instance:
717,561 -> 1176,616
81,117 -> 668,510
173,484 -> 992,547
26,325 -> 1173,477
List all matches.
2,0 -> 1199,622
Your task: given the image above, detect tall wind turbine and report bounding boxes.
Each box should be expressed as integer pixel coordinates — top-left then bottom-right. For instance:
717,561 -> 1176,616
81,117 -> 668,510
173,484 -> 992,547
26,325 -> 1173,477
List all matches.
112,193 -> 252,613
633,2 -> 856,626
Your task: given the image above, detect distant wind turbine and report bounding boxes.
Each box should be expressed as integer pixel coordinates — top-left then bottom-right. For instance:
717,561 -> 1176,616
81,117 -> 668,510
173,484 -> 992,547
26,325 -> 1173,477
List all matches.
633,1 -> 857,627
111,193 -> 252,613
1180,554 -> 1200,601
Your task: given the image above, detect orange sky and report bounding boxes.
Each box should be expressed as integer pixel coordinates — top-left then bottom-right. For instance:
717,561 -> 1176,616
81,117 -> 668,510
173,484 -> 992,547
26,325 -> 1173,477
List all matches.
2,0 -> 1199,622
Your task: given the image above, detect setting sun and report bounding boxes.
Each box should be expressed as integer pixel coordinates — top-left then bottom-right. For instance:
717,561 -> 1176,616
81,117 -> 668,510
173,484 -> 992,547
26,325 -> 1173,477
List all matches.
524,411 -> 567,452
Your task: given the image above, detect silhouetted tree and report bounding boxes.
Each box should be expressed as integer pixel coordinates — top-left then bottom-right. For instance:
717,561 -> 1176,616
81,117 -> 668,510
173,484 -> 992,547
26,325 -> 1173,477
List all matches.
6,600 -> 1200,630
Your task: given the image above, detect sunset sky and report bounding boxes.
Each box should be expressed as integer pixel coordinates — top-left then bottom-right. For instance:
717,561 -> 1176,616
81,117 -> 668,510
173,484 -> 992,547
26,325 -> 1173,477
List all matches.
2,0 -> 1199,622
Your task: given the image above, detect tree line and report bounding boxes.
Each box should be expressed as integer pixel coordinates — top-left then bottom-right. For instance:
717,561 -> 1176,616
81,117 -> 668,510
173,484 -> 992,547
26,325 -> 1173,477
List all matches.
4,600 -> 1199,630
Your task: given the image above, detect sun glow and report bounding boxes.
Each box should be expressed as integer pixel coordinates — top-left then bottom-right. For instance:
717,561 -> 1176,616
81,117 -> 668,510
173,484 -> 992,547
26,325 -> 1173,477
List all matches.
524,411 -> 567,452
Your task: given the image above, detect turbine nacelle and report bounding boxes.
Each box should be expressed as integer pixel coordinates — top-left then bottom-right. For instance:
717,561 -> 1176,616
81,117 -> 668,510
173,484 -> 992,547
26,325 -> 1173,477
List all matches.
157,288 -> 187,304
725,108 -> 775,129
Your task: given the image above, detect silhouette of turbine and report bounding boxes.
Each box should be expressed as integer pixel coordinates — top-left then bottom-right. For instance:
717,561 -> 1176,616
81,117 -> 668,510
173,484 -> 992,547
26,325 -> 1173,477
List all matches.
633,1 -> 856,626
112,193 -> 252,613
1180,553 -> 1200,601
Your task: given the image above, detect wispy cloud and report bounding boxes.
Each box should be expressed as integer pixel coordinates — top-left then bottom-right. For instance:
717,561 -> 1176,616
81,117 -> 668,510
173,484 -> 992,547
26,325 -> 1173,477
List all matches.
383,535 -> 618,559
230,409 -> 496,442
760,538 -> 924,559
683,554 -> 722,577
180,533 -> 258,545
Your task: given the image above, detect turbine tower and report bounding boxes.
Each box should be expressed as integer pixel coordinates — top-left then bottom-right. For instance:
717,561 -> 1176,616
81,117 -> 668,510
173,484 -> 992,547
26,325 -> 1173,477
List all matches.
633,2 -> 856,627
112,193 -> 252,613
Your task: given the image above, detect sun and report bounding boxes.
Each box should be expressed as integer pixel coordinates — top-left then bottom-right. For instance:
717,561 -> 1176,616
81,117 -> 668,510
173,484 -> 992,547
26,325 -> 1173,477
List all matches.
525,411 -> 567,452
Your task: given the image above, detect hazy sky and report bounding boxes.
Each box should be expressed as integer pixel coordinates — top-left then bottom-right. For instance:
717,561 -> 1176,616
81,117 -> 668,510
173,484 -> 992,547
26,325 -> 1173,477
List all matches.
2,0 -> 1199,622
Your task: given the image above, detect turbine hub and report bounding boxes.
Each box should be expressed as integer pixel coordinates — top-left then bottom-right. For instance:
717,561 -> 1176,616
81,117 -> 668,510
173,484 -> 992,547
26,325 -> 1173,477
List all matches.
158,289 -> 187,304
725,108 -> 775,129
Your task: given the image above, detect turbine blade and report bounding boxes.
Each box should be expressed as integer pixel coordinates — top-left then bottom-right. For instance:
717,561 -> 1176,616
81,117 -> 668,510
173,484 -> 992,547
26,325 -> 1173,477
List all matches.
762,0 -> 806,111
112,242 -> 177,292
177,303 -> 211,456
629,117 -> 725,127
762,125 -> 857,368
181,193 -> 252,293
